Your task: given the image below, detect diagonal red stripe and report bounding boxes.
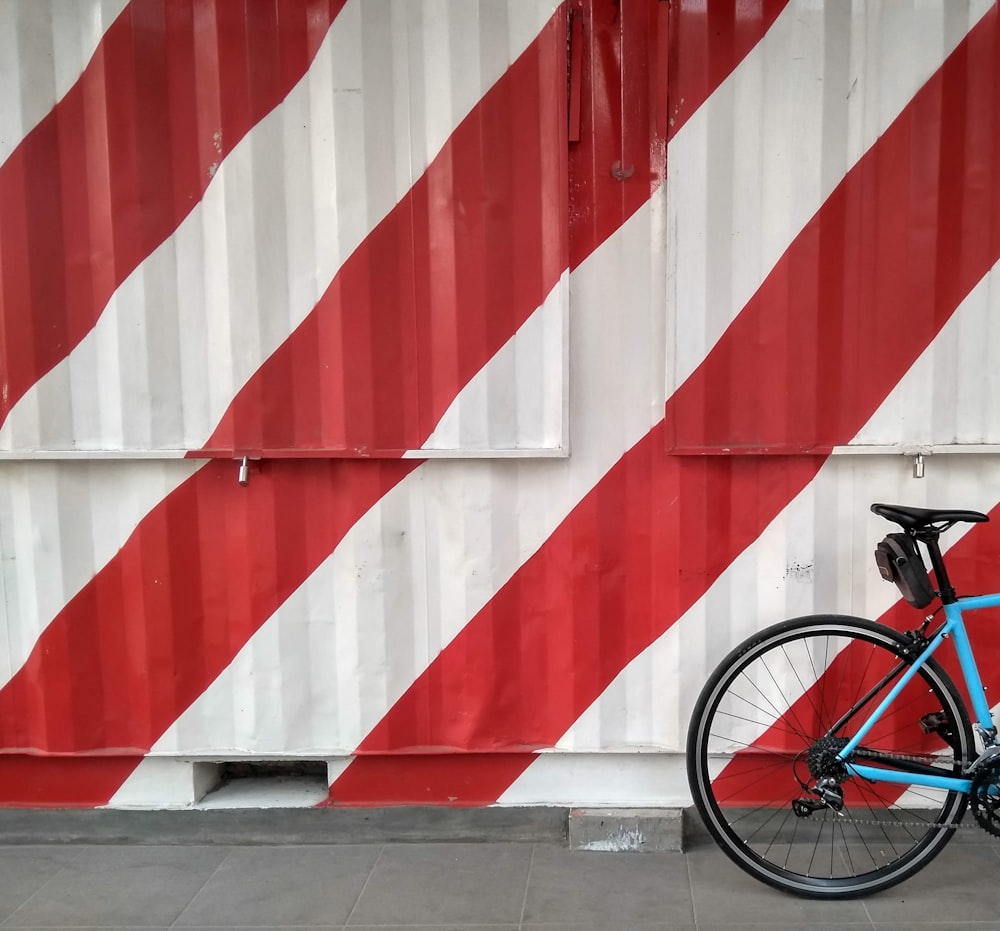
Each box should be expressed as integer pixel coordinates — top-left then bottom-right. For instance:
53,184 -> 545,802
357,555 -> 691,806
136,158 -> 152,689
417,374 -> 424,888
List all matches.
320,753 -> 537,809
0,756 -> 142,809
0,0 -> 348,430
199,10 -> 568,455
329,5 -> 1000,805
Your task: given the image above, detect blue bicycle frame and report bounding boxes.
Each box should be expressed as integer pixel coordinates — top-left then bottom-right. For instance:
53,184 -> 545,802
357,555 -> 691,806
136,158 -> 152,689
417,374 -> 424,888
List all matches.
837,593 -> 1000,792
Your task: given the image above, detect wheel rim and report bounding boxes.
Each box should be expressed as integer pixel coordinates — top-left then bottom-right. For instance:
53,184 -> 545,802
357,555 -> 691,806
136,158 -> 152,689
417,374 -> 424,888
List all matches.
691,622 -> 970,894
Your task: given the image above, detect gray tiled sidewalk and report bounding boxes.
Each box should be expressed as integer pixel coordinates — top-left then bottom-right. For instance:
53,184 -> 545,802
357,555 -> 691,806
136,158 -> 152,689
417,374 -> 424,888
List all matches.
0,831 -> 999,930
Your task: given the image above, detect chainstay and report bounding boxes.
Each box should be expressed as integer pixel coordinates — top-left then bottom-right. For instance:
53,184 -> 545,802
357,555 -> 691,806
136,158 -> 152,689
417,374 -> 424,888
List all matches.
850,747 -> 959,767
821,748 -> 978,831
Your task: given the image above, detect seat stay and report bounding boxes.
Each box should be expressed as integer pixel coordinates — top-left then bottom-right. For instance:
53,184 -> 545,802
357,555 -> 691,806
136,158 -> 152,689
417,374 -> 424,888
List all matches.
837,621 -> 953,762
826,660 -> 909,737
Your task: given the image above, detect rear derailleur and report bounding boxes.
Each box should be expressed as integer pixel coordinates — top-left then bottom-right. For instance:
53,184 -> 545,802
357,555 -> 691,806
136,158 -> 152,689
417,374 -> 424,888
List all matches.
792,780 -> 844,817
792,735 -> 849,817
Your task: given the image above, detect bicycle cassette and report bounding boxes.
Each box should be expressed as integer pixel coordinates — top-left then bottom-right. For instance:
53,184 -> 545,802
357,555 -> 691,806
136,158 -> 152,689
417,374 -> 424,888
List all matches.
969,760 -> 1000,837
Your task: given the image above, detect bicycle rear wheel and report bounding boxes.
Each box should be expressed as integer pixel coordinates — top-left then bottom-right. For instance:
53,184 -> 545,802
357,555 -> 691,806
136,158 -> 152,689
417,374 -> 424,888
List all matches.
687,615 -> 973,898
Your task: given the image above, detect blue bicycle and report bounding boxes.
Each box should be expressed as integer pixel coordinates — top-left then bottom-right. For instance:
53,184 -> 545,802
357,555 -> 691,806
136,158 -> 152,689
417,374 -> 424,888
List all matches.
687,503 -> 1000,898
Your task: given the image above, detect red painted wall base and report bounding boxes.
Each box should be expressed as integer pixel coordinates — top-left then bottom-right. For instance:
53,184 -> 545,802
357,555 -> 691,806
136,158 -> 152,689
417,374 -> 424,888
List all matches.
0,756 -> 142,808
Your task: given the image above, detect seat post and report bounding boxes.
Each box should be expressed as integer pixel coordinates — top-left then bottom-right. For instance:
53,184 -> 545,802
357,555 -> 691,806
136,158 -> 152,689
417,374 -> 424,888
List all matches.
919,533 -> 956,604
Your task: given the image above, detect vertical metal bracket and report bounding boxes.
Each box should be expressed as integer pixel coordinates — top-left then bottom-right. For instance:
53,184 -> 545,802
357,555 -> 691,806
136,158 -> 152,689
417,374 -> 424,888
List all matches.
567,7 -> 584,143
913,452 -> 925,479
238,456 -> 250,486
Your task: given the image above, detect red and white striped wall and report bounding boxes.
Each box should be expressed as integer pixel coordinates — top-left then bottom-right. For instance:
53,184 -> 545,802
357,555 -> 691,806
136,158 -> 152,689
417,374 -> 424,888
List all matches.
1,0 -> 1000,810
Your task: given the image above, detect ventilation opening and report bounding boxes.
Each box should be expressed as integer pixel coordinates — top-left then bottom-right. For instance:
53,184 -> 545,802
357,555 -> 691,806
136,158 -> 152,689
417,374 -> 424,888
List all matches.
219,760 -> 328,782
197,760 -> 330,809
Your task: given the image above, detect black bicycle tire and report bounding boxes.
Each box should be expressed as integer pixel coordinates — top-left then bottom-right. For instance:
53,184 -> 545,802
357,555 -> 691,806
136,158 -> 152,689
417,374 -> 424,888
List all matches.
687,614 -> 973,899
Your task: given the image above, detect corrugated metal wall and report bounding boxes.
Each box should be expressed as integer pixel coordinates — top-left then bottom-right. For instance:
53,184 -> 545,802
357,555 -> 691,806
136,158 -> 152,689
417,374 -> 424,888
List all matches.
0,0 -> 567,457
2,0 -> 1000,810
665,0 -> 1000,453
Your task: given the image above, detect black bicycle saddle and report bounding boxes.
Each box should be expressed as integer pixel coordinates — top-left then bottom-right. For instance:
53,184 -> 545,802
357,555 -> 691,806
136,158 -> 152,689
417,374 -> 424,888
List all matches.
871,503 -> 989,531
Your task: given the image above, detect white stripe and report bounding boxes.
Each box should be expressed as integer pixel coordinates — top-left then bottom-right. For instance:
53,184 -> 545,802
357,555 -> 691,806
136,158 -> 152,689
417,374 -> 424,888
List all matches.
149,190 -> 668,754
499,752 -> 691,808
0,0 -> 129,166
853,269 -> 1000,447
0,0 -> 561,454
411,274 -> 569,455
667,0 -> 993,395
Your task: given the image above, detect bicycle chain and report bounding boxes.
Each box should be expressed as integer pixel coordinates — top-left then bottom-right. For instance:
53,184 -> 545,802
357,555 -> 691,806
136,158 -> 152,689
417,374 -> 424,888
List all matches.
808,748 -> 984,831
850,747 -> 957,767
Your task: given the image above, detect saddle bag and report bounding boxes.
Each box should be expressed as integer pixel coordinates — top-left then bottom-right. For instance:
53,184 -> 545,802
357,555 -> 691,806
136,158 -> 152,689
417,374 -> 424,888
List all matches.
874,532 -> 936,609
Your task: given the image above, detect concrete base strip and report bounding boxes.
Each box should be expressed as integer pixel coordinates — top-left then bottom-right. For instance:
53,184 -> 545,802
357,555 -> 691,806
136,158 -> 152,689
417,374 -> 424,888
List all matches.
0,806 -> 698,848
0,806 -> 570,845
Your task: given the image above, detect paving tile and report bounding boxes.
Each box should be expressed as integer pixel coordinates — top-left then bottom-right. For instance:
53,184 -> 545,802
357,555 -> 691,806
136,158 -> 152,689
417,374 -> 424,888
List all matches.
940,830 -> 1000,847
174,845 -> 380,927
686,844 -> 870,926
1,835 -> 996,931
351,926 -> 518,930
874,925 -> 1000,931
1,845 -> 227,927
521,846 -> 693,927
347,843 -> 531,926
522,925 -> 683,931
975,838 -> 1000,861
698,926 -> 874,931
0,846 -> 81,923
874,924 -> 1000,930
863,842 -> 1000,923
